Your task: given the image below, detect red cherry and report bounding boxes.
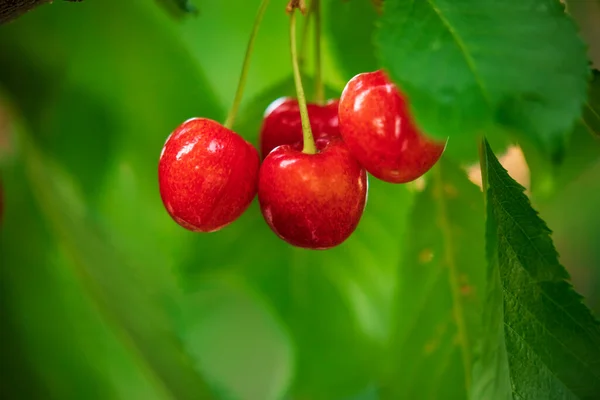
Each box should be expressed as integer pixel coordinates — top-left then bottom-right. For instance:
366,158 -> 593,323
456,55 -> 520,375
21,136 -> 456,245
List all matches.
158,118 -> 259,232
258,138 -> 367,249
259,97 -> 340,158
338,70 -> 446,183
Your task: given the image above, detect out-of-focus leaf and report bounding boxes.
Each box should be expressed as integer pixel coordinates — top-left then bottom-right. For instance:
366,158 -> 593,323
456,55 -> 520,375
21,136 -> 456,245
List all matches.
583,70 -> 600,137
0,0 -> 223,206
175,77 -> 415,399
0,0 -> 225,398
182,276 -> 294,400
535,161 -> 600,314
525,121 -> 600,200
376,0 -> 589,159
156,0 -> 198,19
526,70 -> 600,200
473,140 -> 600,399
343,385 -> 380,400
20,134 -> 215,400
0,148 -> 162,400
326,0 -> 379,80
382,159 -> 486,399
178,0 -> 291,109
445,124 -> 514,168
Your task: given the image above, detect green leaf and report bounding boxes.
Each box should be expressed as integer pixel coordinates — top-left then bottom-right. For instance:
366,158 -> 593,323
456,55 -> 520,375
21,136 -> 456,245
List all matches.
180,199 -> 408,400
376,0 -> 589,157
474,140 -> 600,399
382,159 -> 486,399
583,70 -> 600,138
178,0 -> 294,109
181,277 -> 294,400
157,0 -> 198,17
525,69 -> 600,199
444,124 -> 514,167
0,0 -> 224,397
19,131 -> 216,400
172,0 -> 197,12
0,160 -> 162,400
343,385 -> 380,400
0,0 -> 223,207
326,0 -> 379,80
525,121 -> 600,200
533,162 -> 600,315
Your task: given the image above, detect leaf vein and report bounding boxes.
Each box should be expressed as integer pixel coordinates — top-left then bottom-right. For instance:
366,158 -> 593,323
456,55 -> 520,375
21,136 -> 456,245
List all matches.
425,0 -> 491,104
503,322 -> 580,398
489,165 -> 600,343
502,286 -> 600,381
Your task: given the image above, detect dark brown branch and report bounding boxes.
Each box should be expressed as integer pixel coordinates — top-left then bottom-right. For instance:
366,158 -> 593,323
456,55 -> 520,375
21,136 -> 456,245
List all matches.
0,0 -> 81,25
0,0 -> 49,24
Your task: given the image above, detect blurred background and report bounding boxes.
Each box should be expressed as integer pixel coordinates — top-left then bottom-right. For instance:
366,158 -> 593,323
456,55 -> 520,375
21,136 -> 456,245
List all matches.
0,0 -> 599,399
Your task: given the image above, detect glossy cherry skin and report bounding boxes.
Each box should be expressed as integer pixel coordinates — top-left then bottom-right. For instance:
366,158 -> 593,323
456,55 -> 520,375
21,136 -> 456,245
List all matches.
258,138 -> 367,249
158,118 -> 260,232
338,70 -> 446,183
259,97 -> 340,159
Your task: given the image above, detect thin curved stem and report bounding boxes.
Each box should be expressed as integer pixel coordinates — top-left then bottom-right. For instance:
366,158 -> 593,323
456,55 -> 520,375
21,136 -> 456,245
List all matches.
290,9 -> 316,154
224,0 -> 271,130
314,0 -> 325,104
432,165 -> 473,394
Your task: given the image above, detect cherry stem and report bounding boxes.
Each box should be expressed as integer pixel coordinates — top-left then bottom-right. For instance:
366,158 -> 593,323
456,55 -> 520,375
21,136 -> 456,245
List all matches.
314,0 -> 325,105
290,8 -> 317,154
224,0 -> 271,130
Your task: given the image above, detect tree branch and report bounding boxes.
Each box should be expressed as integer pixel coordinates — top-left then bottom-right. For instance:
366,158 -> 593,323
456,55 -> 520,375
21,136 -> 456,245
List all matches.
0,0 -> 81,25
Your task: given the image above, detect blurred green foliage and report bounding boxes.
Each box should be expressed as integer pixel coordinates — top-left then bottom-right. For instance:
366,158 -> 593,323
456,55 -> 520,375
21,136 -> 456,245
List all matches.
0,0 -> 599,399
383,160 -> 486,399
377,0 -> 589,159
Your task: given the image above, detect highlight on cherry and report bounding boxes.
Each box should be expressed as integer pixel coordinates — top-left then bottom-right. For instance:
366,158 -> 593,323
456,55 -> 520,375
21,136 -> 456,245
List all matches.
157,0 -> 447,249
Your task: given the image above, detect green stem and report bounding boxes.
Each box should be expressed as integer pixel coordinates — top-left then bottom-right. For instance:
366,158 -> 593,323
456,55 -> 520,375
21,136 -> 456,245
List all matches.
313,0 -> 324,104
432,165 -> 473,395
290,9 -> 316,154
223,0 -> 271,130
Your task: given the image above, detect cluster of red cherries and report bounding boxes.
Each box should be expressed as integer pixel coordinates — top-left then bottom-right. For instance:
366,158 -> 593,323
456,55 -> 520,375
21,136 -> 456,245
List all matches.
158,70 -> 446,250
